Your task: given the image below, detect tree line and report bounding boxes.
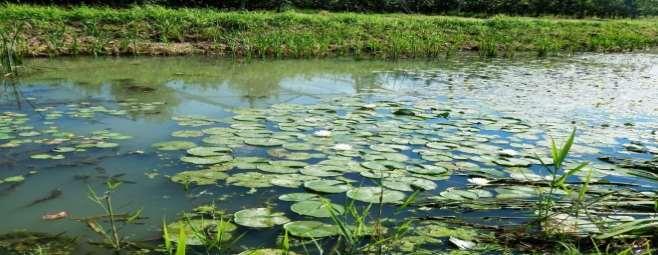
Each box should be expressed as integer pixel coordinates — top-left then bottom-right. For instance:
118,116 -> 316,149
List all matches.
4,0 -> 658,17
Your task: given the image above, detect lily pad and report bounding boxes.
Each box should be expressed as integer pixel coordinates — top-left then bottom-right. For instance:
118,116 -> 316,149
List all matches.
346,187 -> 406,203
3,175 -> 25,183
234,208 -> 290,228
283,221 -> 339,238
382,176 -> 438,191
95,142 -> 119,148
244,138 -> 285,147
187,146 -> 232,157
227,172 -> 273,188
171,169 -> 228,186
153,141 -> 196,151
304,180 -> 350,193
278,193 -> 320,202
181,155 -> 234,165
291,200 -> 345,218
270,174 -> 318,188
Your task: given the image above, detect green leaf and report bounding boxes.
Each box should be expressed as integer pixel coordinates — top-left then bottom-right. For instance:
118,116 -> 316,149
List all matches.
176,222 -> 187,255
596,219 -> 658,239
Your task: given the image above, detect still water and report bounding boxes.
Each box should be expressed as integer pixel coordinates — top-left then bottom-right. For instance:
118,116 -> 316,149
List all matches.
1,54 -> 657,254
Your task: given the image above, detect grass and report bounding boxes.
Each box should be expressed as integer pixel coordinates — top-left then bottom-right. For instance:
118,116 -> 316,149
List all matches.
0,4 -> 656,59
0,20 -> 25,77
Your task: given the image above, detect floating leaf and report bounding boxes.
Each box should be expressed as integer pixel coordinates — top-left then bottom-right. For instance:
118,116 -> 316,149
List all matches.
227,172 -> 273,188
3,175 -> 25,183
181,155 -> 233,165
278,193 -> 320,202
234,208 -> 290,228
244,138 -> 285,147
187,147 -> 232,157
283,221 -> 339,238
153,141 -> 196,151
171,169 -> 228,186
382,176 -> 437,191
346,187 -> 406,203
291,200 -> 344,218
304,180 -> 350,193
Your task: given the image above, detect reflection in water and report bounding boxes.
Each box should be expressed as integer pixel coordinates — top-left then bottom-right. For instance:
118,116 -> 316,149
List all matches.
20,57 -> 452,117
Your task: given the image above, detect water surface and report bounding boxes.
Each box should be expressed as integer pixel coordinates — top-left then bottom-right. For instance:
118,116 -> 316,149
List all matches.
1,54 -> 657,254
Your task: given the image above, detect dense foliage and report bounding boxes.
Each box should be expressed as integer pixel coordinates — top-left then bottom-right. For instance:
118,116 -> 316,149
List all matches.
4,0 -> 658,17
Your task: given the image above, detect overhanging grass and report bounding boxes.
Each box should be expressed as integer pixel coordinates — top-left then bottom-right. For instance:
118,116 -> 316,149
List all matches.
1,4 -> 657,58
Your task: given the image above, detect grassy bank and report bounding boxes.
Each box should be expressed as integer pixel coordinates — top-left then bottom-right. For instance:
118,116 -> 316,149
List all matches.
1,4 -> 658,59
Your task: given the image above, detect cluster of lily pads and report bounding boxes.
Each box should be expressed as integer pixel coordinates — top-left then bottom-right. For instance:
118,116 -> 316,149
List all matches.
0,107 -> 136,185
164,201 -> 500,254
144,93 -> 646,252
0,98 -> 166,153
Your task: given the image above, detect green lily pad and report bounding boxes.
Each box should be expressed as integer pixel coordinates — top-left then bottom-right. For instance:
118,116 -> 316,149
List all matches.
244,138 -> 285,147
415,222 -> 478,240
291,200 -> 345,218
226,172 -> 273,188
3,175 -> 25,183
346,187 -> 406,203
382,176 -> 437,191
494,186 -> 540,200
300,165 -> 343,177
278,193 -> 320,202
304,180 -> 350,193
283,221 -> 339,238
282,143 -> 313,151
30,154 -> 64,160
53,147 -> 76,153
270,174 -> 318,188
438,189 -> 493,201
95,142 -> 119,148
181,155 -> 234,165
406,165 -> 448,175
234,208 -> 290,228
187,147 -> 232,157
153,141 -> 196,151
171,169 -> 229,186
256,163 -> 299,174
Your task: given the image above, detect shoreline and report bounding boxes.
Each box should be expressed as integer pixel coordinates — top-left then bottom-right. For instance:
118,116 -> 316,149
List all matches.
1,5 -> 657,59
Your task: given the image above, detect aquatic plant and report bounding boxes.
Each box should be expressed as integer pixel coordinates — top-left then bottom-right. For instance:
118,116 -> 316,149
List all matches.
84,180 -> 144,251
0,20 -> 25,77
163,205 -> 243,254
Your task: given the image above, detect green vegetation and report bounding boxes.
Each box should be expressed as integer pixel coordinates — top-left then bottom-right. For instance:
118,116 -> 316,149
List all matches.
4,0 -> 658,17
0,4 -> 656,59
0,20 -> 24,77
82,181 -> 145,251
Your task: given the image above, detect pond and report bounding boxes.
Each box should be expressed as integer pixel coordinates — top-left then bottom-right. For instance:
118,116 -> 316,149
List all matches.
1,53 -> 657,254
